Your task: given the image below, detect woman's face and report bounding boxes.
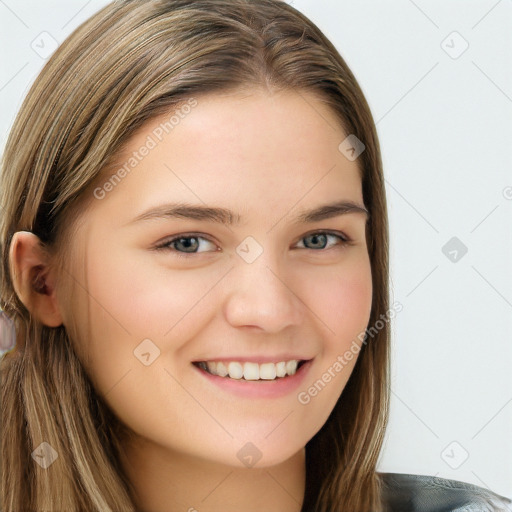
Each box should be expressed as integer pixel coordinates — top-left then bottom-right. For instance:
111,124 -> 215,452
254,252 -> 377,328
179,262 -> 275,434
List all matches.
61,88 -> 372,468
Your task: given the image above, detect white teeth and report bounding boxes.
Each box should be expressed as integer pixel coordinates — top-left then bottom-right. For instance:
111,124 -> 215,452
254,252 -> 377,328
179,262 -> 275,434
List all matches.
275,361 -> 287,378
227,362 -> 244,380
286,360 -> 298,375
216,361 -> 228,377
243,362 -> 259,381
259,363 -> 277,380
197,359 -> 303,380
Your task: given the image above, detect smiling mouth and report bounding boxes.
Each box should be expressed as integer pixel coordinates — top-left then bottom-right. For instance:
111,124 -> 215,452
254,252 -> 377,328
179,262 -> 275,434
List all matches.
192,359 -> 309,381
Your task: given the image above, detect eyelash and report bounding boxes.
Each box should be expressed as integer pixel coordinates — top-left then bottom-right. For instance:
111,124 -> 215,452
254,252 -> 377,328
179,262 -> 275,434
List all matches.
154,230 -> 353,258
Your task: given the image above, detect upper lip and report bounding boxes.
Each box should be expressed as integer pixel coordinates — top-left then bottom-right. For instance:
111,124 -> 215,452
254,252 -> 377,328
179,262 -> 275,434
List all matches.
192,355 -> 314,364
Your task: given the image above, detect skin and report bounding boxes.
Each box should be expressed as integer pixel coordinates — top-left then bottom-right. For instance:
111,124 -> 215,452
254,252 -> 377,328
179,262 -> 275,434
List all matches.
10,88 -> 373,512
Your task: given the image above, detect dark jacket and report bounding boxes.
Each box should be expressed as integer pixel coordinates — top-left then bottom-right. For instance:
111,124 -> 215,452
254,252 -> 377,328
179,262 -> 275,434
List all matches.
379,472 -> 512,511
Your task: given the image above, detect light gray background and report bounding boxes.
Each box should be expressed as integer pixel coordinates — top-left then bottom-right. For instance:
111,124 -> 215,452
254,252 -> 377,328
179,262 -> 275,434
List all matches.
1,0 -> 511,499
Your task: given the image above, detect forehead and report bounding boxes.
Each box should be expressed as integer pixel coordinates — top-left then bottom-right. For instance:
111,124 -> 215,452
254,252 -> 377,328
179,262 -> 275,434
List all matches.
88,88 -> 364,223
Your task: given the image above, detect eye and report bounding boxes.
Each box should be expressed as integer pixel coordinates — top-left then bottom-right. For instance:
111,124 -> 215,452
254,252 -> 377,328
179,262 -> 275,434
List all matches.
295,230 -> 352,251
155,233 -> 218,257
154,230 -> 352,258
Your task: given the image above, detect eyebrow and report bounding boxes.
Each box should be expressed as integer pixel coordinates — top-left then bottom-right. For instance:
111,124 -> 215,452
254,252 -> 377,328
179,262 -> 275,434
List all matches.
127,200 -> 369,226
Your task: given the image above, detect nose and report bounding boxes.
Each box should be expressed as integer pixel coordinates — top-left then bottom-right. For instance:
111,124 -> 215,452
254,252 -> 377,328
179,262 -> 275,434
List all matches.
223,256 -> 304,333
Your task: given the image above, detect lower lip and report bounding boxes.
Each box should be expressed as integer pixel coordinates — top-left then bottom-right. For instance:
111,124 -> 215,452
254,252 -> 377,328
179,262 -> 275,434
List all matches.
192,360 -> 313,399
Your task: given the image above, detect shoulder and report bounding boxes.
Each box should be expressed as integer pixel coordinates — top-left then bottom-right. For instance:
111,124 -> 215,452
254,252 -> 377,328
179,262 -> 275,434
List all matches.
378,472 -> 512,512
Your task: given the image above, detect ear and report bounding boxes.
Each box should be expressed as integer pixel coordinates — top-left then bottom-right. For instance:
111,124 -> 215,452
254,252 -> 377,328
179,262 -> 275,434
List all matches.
9,231 -> 63,328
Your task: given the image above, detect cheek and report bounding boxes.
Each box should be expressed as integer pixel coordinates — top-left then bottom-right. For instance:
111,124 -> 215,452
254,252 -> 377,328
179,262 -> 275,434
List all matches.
292,260 -> 372,442
87,244 -> 213,337
75,243 -> 221,383
309,258 -> 373,349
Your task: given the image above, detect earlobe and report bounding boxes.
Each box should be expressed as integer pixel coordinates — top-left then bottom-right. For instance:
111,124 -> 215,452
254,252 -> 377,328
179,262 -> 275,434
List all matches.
9,231 -> 63,328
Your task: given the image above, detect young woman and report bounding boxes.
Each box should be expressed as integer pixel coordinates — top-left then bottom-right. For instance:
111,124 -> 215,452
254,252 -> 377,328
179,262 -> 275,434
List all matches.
1,1 -> 510,511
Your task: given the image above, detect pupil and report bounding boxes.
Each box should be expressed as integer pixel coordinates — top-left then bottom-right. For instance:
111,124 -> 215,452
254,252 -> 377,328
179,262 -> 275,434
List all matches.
177,237 -> 198,252
307,233 -> 326,249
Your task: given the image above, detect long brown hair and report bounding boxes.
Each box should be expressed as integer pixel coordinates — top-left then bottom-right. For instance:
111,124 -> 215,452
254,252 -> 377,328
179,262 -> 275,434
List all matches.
0,1 -> 390,510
